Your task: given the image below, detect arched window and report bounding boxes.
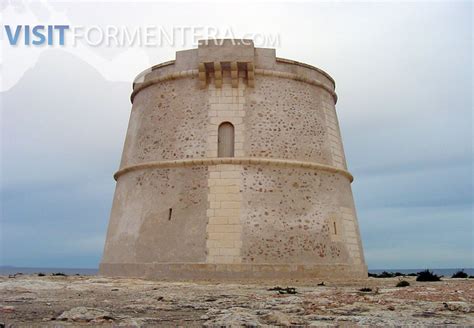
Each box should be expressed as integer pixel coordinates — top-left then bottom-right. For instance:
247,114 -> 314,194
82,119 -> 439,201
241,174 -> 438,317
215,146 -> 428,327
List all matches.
218,122 -> 235,157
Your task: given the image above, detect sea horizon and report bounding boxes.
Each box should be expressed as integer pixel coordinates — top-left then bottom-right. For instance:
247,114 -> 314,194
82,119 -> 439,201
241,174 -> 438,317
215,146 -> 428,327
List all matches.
1,265 -> 473,277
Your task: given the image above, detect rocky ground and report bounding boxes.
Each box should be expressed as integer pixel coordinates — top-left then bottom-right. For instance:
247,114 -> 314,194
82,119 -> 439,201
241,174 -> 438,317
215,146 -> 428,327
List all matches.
0,274 -> 473,327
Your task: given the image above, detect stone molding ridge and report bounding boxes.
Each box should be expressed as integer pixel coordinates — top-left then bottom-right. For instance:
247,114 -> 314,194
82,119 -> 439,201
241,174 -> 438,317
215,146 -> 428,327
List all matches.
276,57 -> 336,87
133,60 -> 176,85
131,69 -> 199,102
130,68 -> 338,103
113,157 -> 354,182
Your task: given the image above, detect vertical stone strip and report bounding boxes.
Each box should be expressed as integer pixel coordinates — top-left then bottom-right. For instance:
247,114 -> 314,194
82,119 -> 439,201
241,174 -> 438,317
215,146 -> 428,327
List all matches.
214,62 -> 222,88
198,63 -> 207,89
231,62 -> 239,88
205,72 -> 246,264
206,165 -> 243,264
247,62 -> 255,88
323,94 -> 347,170
206,75 -> 246,158
340,206 -> 363,264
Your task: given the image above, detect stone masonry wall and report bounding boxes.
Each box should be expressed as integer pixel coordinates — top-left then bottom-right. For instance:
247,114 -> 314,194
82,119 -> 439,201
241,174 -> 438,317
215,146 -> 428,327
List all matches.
244,76 -> 333,165
205,73 -> 246,264
240,166 -> 363,265
101,166 -> 209,264
120,78 -> 207,168
206,164 -> 243,264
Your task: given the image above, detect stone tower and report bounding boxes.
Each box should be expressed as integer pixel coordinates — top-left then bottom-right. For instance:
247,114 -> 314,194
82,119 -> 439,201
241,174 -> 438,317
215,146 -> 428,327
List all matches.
100,40 -> 367,280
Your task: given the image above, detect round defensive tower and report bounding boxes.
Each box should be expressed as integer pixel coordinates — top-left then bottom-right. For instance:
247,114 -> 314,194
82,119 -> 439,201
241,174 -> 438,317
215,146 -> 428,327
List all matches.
100,39 -> 367,280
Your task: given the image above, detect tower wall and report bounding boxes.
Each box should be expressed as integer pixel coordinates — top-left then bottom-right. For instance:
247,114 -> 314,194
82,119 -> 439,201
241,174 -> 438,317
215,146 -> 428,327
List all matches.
100,40 -> 367,280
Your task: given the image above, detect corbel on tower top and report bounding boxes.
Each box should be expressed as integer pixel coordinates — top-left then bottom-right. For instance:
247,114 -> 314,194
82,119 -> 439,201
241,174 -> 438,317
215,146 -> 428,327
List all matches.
197,39 -> 255,89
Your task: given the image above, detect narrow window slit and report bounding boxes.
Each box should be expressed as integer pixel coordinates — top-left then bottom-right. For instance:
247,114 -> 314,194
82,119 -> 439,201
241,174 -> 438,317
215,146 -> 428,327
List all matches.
218,122 -> 235,157
168,208 -> 173,221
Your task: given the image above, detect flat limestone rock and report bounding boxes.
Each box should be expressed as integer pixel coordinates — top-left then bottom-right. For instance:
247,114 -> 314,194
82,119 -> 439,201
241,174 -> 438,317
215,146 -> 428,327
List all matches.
1,275 -> 473,326
57,306 -> 112,322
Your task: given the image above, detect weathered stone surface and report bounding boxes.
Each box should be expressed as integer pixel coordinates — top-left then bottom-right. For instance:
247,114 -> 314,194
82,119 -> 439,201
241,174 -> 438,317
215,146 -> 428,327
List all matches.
260,310 -> 292,325
57,306 -> 112,322
203,307 -> 261,327
443,301 -> 472,313
1,275 -> 473,326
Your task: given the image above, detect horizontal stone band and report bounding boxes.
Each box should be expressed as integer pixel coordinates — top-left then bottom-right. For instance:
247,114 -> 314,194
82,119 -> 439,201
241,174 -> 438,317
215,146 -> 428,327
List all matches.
99,262 -> 367,280
114,157 -> 353,182
276,57 -> 336,86
130,69 -> 338,103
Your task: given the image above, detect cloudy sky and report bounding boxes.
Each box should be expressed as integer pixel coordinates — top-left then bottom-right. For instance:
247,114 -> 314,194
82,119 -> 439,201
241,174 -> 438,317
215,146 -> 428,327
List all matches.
1,1 -> 472,269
